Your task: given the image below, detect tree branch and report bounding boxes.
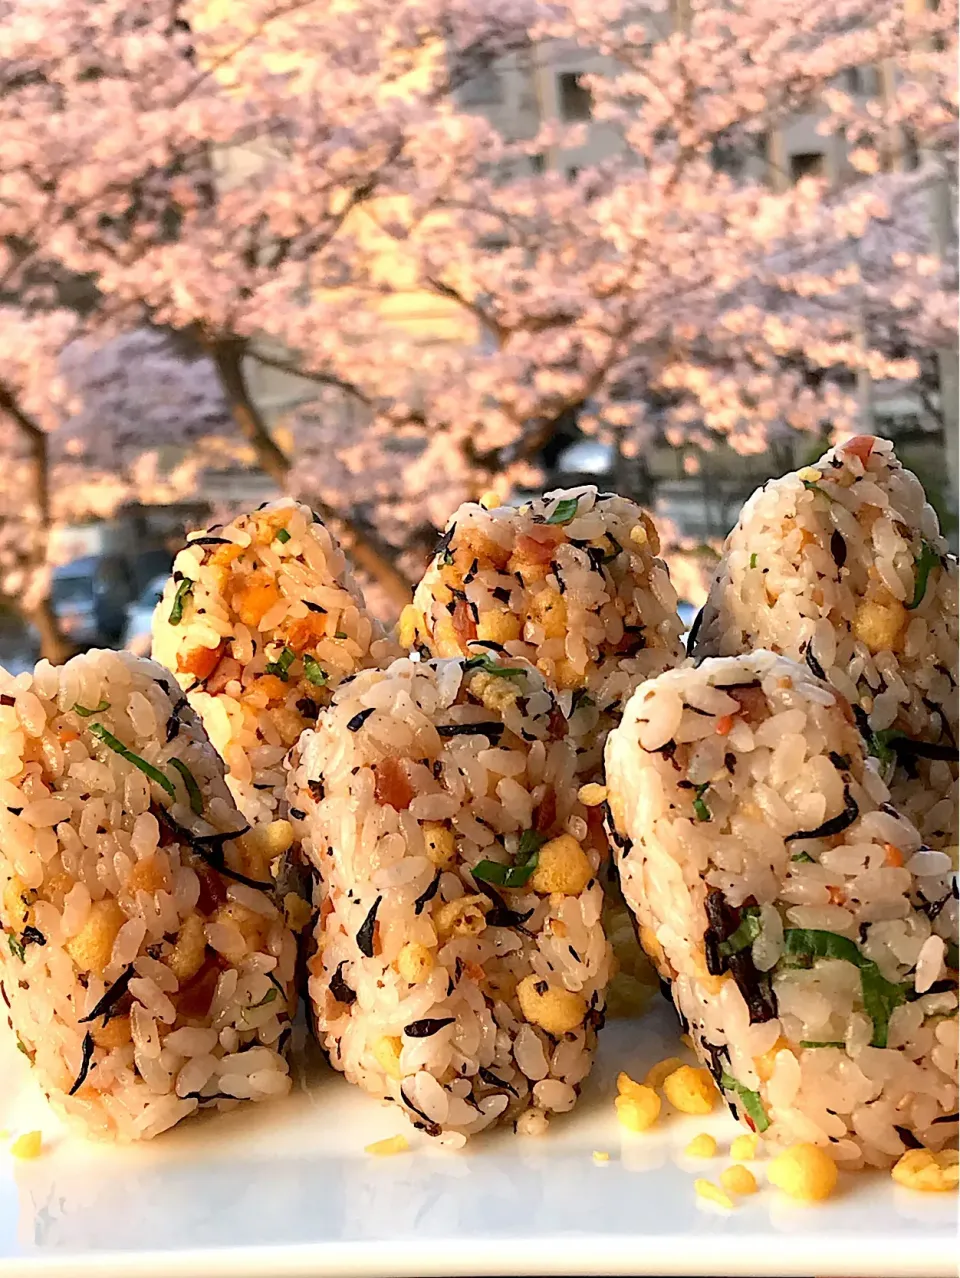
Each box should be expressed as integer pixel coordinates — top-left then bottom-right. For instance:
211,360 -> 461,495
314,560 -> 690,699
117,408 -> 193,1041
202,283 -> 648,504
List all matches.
247,350 -> 372,406
206,336 -> 413,607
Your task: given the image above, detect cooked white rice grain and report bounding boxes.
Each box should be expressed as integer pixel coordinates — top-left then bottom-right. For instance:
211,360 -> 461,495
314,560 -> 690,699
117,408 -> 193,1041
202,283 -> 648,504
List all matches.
287,655 -> 613,1140
692,437 -> 958,850
152,499 -> 398,826
404,486 -> 685,781
0,652 -> 297,1141
605,650 -> 958,1169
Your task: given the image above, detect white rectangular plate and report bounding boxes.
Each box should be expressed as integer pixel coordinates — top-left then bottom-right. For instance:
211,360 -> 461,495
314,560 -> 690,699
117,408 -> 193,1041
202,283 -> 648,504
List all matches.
1,1001 -> 955,1277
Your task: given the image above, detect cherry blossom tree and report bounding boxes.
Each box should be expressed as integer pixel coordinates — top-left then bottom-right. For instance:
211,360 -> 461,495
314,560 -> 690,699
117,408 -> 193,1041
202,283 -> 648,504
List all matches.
0,0 -> 955,657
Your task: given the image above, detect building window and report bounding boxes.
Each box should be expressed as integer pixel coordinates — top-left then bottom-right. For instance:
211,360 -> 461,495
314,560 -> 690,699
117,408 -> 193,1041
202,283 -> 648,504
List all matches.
843,66 -> 864,93
710,138 -> 743,177
902,126 -> 920,171
461,56 -> 502,106
790,151 -> 825,181
558,72 -> 592,121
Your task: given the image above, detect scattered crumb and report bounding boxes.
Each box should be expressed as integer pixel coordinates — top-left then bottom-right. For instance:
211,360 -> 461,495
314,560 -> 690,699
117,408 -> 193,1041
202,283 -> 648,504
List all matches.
731,1132 -> 759,1161
891,1148 -> 959,1193
643,1056 -> 684,1089
768,1143 -> 838,1201
478,491 -> 501,509
721,1164 -> 759,1196
695,1178 -> 734,1209
685,1132 -> 718,1158
616,1070 -> 644,1098
615,1087 -> 661,1132
10,1131 -> 43,1160
680,1033 -> 694,1049
662,1065 -> 717,1115
592,1150 -> 610,1163
364,1135 -> 409,1156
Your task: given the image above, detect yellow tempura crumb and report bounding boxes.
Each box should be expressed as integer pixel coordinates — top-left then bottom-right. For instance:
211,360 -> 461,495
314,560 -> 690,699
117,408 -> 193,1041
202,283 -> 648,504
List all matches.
644,1056 -> 684,1089
768,1143 -> 838,1201
617,1071 -> 646,1098
685,1132 -> 718,1158
365,1135 -> 410,1156
891,1148 -> 959,1193
479,491 -> 501,509
663,1065 -> 716,1115
695,1179 -> 734,1209
731,1133 -> 759,1161
721,1165 -> 759,1196
577,783 -> 608,807
615,1088 -> 661,1132
680,1033 -> 694,1049
10,1131 -> 42,1160
592,1150 -> 610,1163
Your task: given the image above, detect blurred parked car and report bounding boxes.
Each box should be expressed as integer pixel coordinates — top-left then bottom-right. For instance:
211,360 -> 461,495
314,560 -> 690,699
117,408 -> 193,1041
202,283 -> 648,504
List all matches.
678,599 -> 699,641
51,555 -> 134,647
122,574 -> 168,656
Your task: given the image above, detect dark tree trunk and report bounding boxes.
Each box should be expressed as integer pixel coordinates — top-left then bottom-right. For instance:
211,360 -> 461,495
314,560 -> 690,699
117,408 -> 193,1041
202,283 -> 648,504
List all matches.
0,379 -> 74,664
207,336 -> 414,609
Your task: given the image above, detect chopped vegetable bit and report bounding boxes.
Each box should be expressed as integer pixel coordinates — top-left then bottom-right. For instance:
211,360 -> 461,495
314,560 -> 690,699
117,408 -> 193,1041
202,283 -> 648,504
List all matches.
800,1041 -> 845,1049
7,932 -> 25,962
692,782 -> 711,823
168,577 -> 194,626
275,528 -> 291,544
10,1131 -> 43,1160
694,1179 -> 734,1209
168,758 -> 204,815
801,478 -> 834,501
870,727 -> 902,768
780,928 -> 907,1048
644,1056 -> 684,1089
545,496 -> 580,525
577,783 -> 607,807
891,1147 -> 959,1193
907,541 -> 940,610
768,1143 -> 838,1201
749,553 -> 758,569
302,654 -> 328,687
87,724 -> 176,798
685,1133 -> 718,1158
721,1165 -> 758,1196
720,1070 -> 770,1133
473,830 -> 546,889
592,1150 -> 610,1163
265,647 -> 297,681
730,1133 -> 759,1161
718,906 -> 761,957
462,653 -> 525,680
365,1135 -> 409,1156
663,1065 -> 716,1115
72,700 -> 110,717
249,987 -> 278,1009
615,1087 -> 661,1131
